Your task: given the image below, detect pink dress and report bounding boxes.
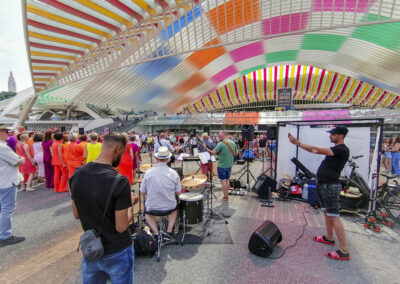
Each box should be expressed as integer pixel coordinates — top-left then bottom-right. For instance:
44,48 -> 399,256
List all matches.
130,142 -> 140,170
19,143 -> 37,174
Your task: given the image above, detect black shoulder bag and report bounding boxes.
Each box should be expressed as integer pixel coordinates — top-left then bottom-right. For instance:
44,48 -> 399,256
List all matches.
78,174 -> 122,262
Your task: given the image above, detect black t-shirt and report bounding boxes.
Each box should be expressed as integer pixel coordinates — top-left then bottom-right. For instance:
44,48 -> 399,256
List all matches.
316,144 -> 350,183
70,163 -> 132,255
259,139 -> 267,148
238,139 -> 245,148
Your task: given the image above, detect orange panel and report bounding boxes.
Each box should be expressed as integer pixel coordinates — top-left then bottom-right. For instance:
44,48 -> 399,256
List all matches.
174,73 -> 208,94
187,38 -> 226,69
223,112 -> 260,125
167,97 -> 193,111
207,0 -> 260,34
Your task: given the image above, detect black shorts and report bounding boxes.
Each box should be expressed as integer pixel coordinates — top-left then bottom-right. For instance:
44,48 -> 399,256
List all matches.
317,183 -> 342,217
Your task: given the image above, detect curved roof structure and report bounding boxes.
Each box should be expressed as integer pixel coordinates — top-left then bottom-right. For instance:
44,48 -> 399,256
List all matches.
23,0 -> 400,113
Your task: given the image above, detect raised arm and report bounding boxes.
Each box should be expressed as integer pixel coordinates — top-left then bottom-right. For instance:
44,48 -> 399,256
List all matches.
288,133 -> 334,156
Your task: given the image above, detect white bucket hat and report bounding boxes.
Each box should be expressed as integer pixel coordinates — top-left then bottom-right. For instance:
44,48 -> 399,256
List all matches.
154,146 -> 172,159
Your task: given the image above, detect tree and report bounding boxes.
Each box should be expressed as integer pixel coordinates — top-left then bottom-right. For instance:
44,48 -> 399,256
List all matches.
0,91 -> 16,101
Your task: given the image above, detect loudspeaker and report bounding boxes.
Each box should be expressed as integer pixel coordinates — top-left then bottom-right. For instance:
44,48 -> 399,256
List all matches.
258,124 -> 268,131
241,125 -> 254,141
189,129 -> 197,137
203,126 -> 210,135
60,126 -> 66,133
267,126 -> 277,140
248,220 -> 282,257
79,128 -> 84,135
252,174 -> 277,198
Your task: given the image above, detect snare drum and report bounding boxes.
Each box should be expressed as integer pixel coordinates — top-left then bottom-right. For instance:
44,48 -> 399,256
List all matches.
179,192 -> 204,224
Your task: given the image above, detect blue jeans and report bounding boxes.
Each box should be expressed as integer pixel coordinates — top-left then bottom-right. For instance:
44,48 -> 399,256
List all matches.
0,186 -> 17,240
82,245 -> 134,284
392,152 -> 400,175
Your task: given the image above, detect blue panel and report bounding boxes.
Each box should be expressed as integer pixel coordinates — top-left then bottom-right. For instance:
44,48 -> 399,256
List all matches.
133,55 -> 181,79
359,76 -> 400,94
137,87 -> 166,103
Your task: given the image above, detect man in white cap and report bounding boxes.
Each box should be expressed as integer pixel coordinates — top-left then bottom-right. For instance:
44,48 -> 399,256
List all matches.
140,146 -> 181,237
0,125 -> 26,247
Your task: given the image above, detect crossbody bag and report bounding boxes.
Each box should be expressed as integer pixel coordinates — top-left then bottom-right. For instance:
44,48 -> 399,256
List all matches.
77,174 -> 122,262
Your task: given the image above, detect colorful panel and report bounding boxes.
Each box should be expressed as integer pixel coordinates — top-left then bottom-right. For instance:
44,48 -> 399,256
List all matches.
301,34 -> 347,52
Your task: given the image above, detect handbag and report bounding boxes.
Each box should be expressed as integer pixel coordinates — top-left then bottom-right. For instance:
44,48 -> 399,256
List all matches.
77,174 -> 123,262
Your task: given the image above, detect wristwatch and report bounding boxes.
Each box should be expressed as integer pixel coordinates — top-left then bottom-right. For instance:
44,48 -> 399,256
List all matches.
296,141 -> 300,146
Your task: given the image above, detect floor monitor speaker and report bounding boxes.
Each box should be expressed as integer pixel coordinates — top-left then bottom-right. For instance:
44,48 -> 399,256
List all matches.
251,174 -> 277,198
248,220 -> 282,257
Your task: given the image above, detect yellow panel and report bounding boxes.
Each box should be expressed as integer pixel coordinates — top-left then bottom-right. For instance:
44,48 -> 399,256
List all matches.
133,0 -> 156,15
353,84 -> 371,105
34,78 -> 53,82
29,31 -> 93,50
297,66 -> 308,100
382,93 -> 394,107
27,5 -> 110,39
30,51 -> 76,61
247,73 -> 254,102
329,74 -> 345,102
310,68 -> 319,97
367,89 -> 381,107
228,83 -> 238,105
318,71 -> 332,101
238,77 -> 246,104
258,69 -> 263,101
278,66 -> 283,89
340,79 -> 357,103
32,66 -> 64,71
269,67 -> 273,100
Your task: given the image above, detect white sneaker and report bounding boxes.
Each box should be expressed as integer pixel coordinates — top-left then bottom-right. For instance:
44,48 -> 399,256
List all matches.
26,187 -> 37,192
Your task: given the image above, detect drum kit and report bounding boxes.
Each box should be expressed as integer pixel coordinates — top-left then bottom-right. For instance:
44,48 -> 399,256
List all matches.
134,165 -> 227,244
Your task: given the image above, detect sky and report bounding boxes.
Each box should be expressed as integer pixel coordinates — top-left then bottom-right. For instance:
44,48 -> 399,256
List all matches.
0,0 -> 32,93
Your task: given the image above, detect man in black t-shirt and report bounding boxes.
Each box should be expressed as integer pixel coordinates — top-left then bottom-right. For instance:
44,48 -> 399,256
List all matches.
71,134 -> 138,283
289,126 -> 350,261
258,135 -> 267,159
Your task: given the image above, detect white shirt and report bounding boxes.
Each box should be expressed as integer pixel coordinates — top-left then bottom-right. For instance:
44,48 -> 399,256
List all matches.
154,139 -> 174,154
0,140 -> 21,189
140,163 -> 181,211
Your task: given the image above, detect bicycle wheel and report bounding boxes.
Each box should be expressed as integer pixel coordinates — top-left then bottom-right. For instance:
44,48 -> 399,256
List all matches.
383,189 -> 400,224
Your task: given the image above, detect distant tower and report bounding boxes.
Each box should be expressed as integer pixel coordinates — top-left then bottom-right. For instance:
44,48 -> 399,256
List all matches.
8,71 -> 17,93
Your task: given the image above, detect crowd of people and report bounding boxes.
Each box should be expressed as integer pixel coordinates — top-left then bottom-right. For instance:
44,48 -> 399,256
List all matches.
381,136 -> 400,175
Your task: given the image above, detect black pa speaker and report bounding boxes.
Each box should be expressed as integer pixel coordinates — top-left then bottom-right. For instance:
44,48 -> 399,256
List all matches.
203,126 -> 210,135
79,128 -> 84,135
248,220 -> 282,257
60,126 -> 66,133
267,126 -> 277,140
241,125 -> 254,141
189,129 -> 197,137
252,174 -> 277,198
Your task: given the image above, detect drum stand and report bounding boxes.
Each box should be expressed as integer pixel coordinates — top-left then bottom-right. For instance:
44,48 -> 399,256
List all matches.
202,181 -> 228,233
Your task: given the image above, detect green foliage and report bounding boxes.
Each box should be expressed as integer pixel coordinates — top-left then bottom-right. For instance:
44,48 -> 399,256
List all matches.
0,91 -> 16,101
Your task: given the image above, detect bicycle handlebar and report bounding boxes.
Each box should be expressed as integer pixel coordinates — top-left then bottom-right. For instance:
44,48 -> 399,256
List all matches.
352,155 -> 364,160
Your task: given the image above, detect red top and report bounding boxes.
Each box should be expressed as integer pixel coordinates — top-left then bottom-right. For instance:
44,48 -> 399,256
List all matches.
51,141 -> 63,166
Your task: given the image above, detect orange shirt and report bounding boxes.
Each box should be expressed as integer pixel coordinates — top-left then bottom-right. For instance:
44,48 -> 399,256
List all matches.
51,141 -> 63,166
79,141 -> 87,150
28,137 -> 34,156
66,142 -> 84,167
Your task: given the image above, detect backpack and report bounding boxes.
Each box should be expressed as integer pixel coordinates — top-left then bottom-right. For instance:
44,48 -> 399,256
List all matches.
134,231 -> 157,256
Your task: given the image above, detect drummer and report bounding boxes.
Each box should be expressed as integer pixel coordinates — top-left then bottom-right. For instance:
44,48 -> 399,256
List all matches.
140,146 -> 181,238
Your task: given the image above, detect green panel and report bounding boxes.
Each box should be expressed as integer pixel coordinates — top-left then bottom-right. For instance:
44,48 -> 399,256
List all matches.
352,14 -> 400,50
266,50 -> 298,63
240,64 -> 266,75
301,34 -> 346,52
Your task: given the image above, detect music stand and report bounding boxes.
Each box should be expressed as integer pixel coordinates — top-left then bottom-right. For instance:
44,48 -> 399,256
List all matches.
237,141 -> 256,191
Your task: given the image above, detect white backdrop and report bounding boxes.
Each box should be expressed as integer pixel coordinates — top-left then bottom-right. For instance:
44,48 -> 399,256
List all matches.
277,126 -> 370,182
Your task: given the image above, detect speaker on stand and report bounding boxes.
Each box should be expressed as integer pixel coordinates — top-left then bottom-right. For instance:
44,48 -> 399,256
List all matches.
248,220 -> 282,257
238,125 -> 256,191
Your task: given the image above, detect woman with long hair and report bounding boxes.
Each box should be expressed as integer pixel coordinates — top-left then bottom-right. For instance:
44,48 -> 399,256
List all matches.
33,133 -> 45,183
19,134 -> 37,191
391,136 -> 400,175
118,133 -> 134,185
83,132 -> 102,163
42,130 -> 54,189
382,137 -> 392,173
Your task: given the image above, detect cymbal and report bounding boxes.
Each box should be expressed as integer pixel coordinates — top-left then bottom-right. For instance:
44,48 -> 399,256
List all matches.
139,164 -> 156,173
181,174 -> 207,188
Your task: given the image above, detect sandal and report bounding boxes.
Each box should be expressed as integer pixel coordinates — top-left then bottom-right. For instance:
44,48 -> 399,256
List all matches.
313,235 -> 335,246
326,250 -> 350,261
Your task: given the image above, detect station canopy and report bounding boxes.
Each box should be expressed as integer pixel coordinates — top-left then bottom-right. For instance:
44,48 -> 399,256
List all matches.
24,0 -> 400,113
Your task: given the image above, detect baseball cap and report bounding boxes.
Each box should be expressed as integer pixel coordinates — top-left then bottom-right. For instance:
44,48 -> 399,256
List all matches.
327,126 -> 349,136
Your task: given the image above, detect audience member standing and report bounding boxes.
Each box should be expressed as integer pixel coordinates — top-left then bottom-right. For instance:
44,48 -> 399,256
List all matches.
119,133 -> 134,185
51,133 -> 68,192
6,130 -> 17,152
84,133 -> 102,163
129,136 -> 140,179
66,133 -> 83,179
42,131 -> 54,189
19,134 -> 37,191
391,136 -> 400,175
0,125 -> 26,247
33,134 -> 45,183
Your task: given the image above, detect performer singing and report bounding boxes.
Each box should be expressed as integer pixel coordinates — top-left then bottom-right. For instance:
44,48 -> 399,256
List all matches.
140,146 -> 181,238
289,126 -> 350,261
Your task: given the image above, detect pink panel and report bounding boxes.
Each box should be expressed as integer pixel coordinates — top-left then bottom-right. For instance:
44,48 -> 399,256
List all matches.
262,12 -> 309,36
230,41 -> 264,63
312,0 -> 373,12
211,65 -> 238,84
302,109 -> 351,121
